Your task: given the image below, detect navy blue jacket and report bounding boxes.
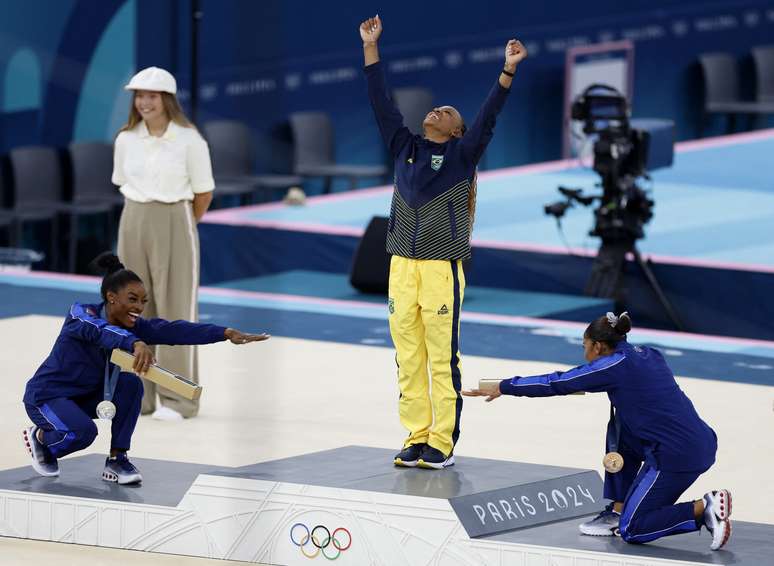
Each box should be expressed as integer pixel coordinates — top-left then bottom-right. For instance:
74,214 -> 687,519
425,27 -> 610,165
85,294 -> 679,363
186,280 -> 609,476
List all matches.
24,302 -> 227,406
365,61 -> 510,260
499,341 -> 717,472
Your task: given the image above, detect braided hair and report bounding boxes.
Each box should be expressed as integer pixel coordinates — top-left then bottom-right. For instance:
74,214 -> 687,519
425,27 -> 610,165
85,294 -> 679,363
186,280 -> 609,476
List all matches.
584,311 -> 632,349
88,252 -> 143,301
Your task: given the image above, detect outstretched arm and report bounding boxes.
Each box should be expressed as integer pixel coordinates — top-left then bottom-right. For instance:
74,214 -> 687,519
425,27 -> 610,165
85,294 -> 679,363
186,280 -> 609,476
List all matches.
464,350 -> 624,401
460,38 -> 528,164
134,317 -> 269,346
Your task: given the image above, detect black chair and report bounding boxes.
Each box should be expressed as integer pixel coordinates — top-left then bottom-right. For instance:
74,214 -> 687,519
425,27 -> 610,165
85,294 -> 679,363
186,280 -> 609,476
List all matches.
67,142 -> 122,272
203,120 -> 303,206
0,171 -> 18,246
8,146 -> 66,269
392,87 -> 433,135
699,52 -> 774,136
752,45 -> 774,104
289,111 -> 388,194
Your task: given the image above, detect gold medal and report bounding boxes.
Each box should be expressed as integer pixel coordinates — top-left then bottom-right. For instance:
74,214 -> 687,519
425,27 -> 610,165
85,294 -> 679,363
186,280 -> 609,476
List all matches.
603,451 -> 624,473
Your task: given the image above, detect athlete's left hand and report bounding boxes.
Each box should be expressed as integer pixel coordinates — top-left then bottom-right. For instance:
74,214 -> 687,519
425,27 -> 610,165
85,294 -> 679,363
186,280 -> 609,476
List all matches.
462,382 -> 502,402
224,328 -> 271,344
504,39 -> 527,69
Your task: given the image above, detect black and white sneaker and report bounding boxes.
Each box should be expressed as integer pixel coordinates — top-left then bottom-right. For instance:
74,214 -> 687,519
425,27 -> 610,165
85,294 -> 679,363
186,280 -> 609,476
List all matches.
102,453 -> 143,485
704,489 -> 732,550
23,426 -> 59,477
417,445 -> 455,469
394,443 -> 426,467
579,504 -> 620,536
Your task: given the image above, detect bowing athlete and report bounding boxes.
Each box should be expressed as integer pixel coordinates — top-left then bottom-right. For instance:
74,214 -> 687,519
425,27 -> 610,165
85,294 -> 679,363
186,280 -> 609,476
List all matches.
463,312 -> 732,551
22,252 -> 269,484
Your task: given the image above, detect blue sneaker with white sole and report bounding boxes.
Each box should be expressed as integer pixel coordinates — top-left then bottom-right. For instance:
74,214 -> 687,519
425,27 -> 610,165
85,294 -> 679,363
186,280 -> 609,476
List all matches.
102,453 -> 143,484
394,443 -> 426,467
23,426 -> 59,477
417,445 -> 455,469
579,503 -> 620,536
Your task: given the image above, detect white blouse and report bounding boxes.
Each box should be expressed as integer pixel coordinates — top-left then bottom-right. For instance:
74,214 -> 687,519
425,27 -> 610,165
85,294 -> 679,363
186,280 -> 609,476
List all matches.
112,121 -> 215,203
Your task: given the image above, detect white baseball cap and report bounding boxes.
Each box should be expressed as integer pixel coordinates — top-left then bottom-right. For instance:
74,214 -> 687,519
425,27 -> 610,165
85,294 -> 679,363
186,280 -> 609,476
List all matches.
124,66 -> 177,94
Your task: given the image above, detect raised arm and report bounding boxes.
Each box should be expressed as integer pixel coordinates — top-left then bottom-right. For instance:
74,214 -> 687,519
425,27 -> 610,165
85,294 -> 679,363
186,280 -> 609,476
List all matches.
360,15 -> 381,66
360,15 -> 412,156
460,39 -> 528,164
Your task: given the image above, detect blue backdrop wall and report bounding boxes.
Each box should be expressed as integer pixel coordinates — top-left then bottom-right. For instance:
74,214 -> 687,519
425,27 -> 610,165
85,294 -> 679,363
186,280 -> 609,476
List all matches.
1,0 -> 772,172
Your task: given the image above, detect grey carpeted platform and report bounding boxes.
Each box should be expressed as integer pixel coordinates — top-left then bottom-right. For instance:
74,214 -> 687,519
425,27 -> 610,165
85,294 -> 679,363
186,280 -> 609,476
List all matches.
216,445 -> 591,499
490,514 -> 773,565
0,454 -> 222,507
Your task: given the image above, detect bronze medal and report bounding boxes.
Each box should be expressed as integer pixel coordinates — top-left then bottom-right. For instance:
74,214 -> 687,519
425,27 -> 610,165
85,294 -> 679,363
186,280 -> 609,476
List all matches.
603,451 -> 624,473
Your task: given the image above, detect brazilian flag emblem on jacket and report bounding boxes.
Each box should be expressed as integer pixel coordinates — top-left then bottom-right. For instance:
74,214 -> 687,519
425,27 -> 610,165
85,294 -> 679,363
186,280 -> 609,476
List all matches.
430,154 -> 444,171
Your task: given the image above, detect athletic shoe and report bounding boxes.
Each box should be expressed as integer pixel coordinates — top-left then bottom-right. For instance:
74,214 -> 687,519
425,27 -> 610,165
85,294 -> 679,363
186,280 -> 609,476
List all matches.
394,443 -> 426,467
23,426 -> 59,477
704,489 -> 732,550
579,504 -> 620,536
417,445 -> 455,469
151,406 -> 184,421
102,453 -> 143,484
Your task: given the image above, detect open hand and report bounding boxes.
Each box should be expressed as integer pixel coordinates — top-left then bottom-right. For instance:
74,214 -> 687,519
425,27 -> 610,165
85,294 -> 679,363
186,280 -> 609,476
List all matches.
504,39 -> 528,69
132,341 -> 155,376
462,382 -> 502,402
225,328 -> 271,345
360,15 -> 382,44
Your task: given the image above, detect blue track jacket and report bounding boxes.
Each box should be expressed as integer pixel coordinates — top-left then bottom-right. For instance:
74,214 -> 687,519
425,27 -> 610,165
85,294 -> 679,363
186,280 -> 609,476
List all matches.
499,341 -> 717,472
24,302 -> 227,405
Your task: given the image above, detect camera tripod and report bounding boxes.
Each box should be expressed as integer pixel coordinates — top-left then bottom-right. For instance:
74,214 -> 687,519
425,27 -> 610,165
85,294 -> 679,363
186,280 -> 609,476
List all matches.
585,239 -> 685,331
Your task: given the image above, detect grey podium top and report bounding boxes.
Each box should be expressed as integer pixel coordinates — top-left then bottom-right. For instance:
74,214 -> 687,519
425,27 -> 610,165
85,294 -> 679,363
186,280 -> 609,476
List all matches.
1,445 -> 771,565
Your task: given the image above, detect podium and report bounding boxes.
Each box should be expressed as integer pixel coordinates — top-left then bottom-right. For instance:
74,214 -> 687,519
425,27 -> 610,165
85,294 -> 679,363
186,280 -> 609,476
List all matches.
0,446 -> 770,565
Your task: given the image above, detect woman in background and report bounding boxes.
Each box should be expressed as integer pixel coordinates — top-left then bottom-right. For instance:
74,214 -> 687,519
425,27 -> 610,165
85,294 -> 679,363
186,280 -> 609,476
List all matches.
113,66 -> 215,420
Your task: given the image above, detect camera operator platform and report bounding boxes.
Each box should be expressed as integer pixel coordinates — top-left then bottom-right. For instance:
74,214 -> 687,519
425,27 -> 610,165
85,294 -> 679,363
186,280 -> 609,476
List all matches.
545,84 -> 684,331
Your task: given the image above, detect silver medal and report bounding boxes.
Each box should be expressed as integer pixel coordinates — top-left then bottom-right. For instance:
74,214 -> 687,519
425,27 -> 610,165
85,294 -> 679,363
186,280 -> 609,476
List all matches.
96,400 -> 117,420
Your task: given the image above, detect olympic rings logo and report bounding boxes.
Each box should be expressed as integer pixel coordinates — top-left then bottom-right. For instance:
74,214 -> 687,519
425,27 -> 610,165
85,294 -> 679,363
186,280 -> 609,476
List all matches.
290,523 -> 352,560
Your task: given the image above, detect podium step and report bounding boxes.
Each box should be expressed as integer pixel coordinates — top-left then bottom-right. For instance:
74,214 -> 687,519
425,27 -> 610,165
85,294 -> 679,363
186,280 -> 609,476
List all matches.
1,446 -> 770,565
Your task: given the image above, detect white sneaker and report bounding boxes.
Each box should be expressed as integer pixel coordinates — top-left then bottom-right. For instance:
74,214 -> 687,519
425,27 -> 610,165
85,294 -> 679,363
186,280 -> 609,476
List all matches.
151,406 -> 184,421
704,489 -> 732,550
579,505 -> 620,536
23,426 -> 59,477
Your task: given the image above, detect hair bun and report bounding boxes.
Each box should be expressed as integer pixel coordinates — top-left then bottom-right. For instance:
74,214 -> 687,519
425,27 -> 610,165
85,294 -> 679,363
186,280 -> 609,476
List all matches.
615,311 -> 632,334
605,311 -> 632,335
89,252 -> 125,276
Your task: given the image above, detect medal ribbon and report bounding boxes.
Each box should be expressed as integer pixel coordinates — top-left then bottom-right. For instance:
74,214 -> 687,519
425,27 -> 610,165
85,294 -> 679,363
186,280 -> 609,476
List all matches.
104,353 -> 121,402
606,403 -> 622,454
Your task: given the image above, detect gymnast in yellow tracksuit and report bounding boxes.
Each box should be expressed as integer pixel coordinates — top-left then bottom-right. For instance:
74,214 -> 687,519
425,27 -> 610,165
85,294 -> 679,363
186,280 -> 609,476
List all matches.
360,15 -> 528,468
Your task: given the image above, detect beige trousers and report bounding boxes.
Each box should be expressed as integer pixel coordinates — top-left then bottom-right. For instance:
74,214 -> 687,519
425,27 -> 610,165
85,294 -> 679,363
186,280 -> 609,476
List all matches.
117,199 -> 200,417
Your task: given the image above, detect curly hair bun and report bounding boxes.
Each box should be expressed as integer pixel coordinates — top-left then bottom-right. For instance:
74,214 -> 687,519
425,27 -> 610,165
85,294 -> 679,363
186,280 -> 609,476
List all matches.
89,252 -> 125,275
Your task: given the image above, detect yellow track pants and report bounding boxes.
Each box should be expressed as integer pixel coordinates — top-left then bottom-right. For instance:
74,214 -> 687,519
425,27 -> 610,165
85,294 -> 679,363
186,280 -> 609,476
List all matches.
388,255 -> 465,457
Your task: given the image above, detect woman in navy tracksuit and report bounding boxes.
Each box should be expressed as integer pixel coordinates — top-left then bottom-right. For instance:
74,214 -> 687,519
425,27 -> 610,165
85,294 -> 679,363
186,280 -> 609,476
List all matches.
463,312 -> 732,551
22,253 -> 269,484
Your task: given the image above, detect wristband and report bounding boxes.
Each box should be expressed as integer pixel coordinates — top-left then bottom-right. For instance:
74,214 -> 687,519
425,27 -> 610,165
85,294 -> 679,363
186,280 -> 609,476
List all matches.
502,68 -> 515,77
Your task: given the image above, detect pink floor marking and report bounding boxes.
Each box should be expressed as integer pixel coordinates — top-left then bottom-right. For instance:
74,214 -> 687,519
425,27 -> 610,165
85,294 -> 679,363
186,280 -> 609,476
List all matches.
5,270 -> 774,348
